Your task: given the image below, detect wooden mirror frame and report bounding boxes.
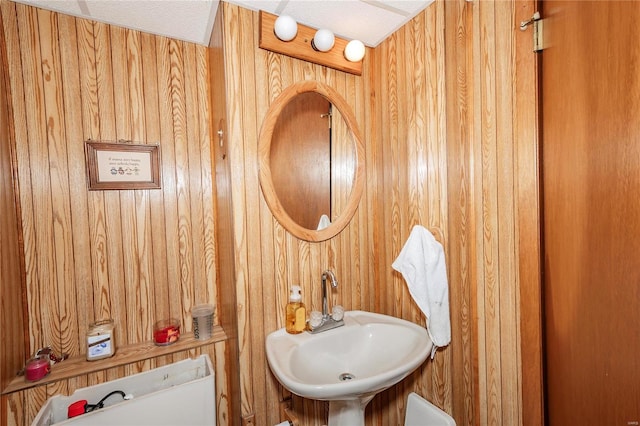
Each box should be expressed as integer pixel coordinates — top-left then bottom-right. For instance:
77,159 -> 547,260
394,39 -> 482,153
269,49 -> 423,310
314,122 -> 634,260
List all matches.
258,81 -> 365,242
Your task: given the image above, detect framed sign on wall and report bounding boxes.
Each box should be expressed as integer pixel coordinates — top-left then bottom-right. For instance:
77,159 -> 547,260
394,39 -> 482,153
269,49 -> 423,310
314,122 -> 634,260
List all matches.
85,141 -> 161,190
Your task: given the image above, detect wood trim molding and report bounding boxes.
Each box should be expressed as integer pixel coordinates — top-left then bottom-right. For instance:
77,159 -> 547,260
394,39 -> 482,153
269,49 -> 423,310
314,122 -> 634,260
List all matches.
516,1 -> 544,424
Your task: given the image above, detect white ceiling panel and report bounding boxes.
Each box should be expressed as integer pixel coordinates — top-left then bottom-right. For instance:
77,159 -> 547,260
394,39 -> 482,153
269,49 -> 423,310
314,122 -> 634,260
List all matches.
10,0 -> 434,47
11,0 -> 219,45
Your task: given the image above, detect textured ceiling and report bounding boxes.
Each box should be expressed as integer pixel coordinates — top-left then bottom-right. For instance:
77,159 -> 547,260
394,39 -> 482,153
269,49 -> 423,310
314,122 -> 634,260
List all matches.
10,0 -> 434,47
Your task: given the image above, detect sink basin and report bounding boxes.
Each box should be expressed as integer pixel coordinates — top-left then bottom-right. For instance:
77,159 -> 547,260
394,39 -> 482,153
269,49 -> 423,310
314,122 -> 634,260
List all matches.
266,310 -> 432,425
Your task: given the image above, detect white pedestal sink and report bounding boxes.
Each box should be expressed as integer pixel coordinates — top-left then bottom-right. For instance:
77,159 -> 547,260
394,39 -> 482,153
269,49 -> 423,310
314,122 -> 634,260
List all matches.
265,310 -> 432,426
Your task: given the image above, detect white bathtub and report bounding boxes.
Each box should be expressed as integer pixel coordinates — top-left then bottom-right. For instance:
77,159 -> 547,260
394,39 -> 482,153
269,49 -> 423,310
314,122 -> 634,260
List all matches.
33,355 -> 216,426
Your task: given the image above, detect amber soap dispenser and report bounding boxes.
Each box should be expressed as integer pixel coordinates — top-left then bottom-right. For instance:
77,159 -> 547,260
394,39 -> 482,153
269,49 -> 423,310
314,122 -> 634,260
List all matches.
286,285 -> 306,334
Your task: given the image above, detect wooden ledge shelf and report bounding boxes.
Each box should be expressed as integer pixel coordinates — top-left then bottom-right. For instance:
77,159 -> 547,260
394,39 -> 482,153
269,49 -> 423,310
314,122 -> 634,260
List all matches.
2,326 -> 227,395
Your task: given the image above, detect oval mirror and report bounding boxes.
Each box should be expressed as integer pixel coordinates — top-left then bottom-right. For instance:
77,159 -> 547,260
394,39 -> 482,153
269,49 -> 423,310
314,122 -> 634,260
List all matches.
258,81 -> 365,242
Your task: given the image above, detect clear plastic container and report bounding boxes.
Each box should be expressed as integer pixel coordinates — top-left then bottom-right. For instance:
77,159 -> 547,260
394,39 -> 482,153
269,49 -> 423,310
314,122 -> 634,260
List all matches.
192,304 -> 215,340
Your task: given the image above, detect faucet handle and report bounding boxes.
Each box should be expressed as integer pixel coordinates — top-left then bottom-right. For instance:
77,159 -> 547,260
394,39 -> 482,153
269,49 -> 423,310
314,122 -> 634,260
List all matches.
309,311 -> 323,328
331,305 -> 344,321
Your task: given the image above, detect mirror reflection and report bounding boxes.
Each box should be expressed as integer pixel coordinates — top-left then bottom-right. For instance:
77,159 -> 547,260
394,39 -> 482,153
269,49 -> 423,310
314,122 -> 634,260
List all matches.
270,92 -> 355,230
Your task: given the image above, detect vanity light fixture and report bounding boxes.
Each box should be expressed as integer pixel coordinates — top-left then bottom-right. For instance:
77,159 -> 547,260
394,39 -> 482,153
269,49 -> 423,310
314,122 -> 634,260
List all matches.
273,15 -> 298,41
344,39 -> 365,62
311,29 -> 335,52
259,11 -> 363,76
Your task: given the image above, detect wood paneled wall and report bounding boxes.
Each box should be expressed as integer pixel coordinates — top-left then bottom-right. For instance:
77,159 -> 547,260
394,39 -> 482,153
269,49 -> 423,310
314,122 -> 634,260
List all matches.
375,1 -> 541,423
0,1 -> 231,424
0,0 -> 540,424
219,3 -> 373,423
218,0 -> 539,424
444,0 -> 541,425
368,0 -> 454,422
218,2 -> 451,424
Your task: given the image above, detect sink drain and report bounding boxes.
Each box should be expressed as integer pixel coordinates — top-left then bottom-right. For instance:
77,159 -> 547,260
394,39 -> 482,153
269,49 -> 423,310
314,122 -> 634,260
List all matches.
339,373 -> 355,381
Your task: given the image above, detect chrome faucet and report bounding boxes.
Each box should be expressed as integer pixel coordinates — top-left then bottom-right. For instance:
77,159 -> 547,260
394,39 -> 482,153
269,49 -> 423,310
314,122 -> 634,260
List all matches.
321,269 -> 338,318
308,269 -> 344,334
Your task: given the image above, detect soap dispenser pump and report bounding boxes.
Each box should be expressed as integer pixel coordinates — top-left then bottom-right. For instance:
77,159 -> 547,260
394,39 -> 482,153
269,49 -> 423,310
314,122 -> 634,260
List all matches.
286,285 -> 306,334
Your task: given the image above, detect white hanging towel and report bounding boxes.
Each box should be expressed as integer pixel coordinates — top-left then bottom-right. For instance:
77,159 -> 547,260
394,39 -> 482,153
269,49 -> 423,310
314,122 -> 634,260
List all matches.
392,225 -> 451,358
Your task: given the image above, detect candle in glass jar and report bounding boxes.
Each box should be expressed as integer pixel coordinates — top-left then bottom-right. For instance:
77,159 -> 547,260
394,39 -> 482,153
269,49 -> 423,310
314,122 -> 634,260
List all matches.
153,319 -> 180,345
25,356 -> 50,382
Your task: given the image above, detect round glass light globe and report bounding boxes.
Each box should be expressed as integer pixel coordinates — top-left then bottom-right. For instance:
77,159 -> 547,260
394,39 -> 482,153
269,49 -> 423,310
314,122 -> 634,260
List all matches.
274,15 -> 297,41
312,29 -> 335,52
344,39 -> 366,62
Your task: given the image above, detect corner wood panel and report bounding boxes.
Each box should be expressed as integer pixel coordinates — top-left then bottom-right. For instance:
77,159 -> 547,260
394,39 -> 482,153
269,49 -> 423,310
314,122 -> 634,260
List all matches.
0,0 -> 28,396
0,1 -> 228,423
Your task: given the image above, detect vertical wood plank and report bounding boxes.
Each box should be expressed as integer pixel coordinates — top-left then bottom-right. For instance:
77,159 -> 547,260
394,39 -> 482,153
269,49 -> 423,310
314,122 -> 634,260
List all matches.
494,2 -> 519,424
444,0 -> 477,424
77,18 -> 110,345
37,7 -> 76,360
57,10 -> 91,373
140,31 -> 170,328
127,28 -> 155,355
111,25 -> 135,351
102,26 -> 129,382
156,37 -> 182,324
16,3 -> 52,357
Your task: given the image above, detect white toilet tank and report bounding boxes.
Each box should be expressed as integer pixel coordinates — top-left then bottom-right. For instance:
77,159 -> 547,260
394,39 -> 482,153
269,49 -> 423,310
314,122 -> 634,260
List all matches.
32,355 -> 216,426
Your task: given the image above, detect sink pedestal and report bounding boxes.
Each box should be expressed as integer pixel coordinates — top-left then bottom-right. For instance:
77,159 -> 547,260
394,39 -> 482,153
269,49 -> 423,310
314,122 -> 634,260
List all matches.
327,396 -> 374,426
